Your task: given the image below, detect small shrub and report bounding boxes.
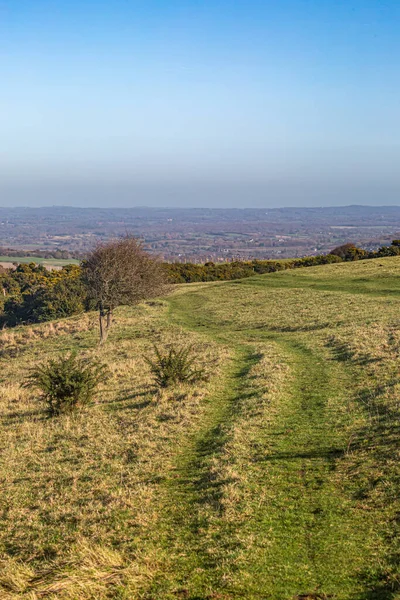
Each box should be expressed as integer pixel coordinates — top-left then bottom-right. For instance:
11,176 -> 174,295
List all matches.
145,344 -> 205,388
24,352 -> 107,415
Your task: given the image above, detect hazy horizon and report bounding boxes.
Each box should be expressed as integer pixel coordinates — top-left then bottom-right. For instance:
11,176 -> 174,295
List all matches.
1,183 -> 400,209
2,1 -> 400,208
2,201 -> 400,212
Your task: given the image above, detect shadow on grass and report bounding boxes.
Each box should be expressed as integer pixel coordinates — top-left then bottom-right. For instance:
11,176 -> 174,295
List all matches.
0,346 -> 22,359
175,349 -> 262,520
253,448 -> 344,462
116,398 -> 153,412
237,323 -> 331,333
294,595 -> 334,600
103,388 -> 154,411
326,338 -> 384,366
342,379 -> 400,599
268,322 -> 331,333
2,408 -> 47,425
355,571 -> 400,600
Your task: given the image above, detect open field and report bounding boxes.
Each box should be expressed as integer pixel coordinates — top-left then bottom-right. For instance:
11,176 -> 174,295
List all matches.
0,257 -> 79,268
1,257 -> 400,598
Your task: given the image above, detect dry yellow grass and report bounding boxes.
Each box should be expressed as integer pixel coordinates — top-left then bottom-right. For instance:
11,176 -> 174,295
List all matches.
0,300 -> 231,598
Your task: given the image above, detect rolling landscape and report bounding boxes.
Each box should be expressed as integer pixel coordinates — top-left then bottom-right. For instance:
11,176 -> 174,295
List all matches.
1,256 -> 400,599
2,205 -> 400,263
3,0 -> 400,597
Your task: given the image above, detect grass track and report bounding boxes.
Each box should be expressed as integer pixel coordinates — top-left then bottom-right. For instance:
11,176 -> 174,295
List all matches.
157,282 -> 400,599
248,337 -> 373,599
146,345 -> 261,598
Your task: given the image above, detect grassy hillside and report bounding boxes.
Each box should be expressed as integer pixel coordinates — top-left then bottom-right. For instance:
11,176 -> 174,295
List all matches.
1,257 -> 400,599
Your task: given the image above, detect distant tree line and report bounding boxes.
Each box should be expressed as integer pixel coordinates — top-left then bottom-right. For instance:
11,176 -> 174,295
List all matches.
163,253 -> 342,283
1,240 -> 400,328
164,241 -> 400,283
329,241 -> 400,260
0,247 -> 82,260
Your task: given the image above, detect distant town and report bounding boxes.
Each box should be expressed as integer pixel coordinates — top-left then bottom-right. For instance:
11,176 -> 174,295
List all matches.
1,205 -> 400,263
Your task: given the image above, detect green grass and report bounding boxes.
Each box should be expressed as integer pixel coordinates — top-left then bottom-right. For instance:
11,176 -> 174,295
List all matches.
1,256 -> 400,598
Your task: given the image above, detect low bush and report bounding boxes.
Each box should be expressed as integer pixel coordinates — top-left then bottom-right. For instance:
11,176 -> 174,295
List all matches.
163,254 -> 343,283
24,352 -> 107,415
1,263 -> 86,327
145,344 -> 205,388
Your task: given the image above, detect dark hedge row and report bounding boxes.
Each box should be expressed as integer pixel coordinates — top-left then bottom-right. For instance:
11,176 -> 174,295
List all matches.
1,242 -> 400,326
163,254 -> 343,283
163,242 -> 400,283
0,247 -> 81,260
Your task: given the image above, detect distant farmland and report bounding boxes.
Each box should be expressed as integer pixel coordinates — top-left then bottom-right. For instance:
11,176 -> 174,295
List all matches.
0,256 -> 79,269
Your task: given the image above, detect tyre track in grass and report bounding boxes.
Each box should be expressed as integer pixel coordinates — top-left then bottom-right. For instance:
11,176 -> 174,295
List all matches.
144,342 -> 262,599
238,335 -> 371,599
144,291 -> 386,599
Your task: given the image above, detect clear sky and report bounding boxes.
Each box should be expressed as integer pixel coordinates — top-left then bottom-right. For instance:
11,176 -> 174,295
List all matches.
1,0 -> 399,207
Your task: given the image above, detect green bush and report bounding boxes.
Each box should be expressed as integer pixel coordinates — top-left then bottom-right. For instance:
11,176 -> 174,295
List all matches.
330,243 -> 367,261
145,344 -> 205,388
1,264 -> 86,327
24,352 -> 107,415
163,254 -> 344,284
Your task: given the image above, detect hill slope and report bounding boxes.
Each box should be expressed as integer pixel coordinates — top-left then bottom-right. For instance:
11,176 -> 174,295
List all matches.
1,257 -> 400,599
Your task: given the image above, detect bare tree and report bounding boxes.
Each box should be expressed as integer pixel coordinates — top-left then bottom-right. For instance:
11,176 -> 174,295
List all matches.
82,236 -> 167,344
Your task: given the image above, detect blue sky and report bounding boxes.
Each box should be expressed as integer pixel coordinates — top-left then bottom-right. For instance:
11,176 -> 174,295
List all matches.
1,0 -> 399,207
